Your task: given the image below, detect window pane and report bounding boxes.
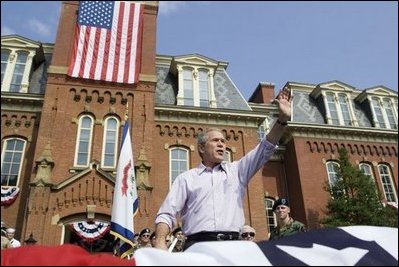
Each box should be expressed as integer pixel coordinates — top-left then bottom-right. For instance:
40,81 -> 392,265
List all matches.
383,99 -> 397,129
1,138 -> 25,186
170,148 -> 188,185
372,98 -> 386,128
378,164 -> 397,203
326,94 -> 339,125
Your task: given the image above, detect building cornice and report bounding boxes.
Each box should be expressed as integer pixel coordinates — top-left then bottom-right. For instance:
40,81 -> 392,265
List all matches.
155,105 -> 265,128
283,122 -> 398,145
1,92 -> 44,112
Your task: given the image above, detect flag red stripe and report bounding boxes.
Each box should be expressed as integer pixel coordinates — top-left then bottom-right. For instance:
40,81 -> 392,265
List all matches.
124,4 -> 134,84
89,28 -> 101,80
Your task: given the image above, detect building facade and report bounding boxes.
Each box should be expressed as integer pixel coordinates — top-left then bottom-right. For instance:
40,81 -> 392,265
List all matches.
1,1 -> 397,251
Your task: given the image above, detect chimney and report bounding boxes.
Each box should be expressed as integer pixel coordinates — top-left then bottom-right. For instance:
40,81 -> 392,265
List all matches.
248,82 -> 275,104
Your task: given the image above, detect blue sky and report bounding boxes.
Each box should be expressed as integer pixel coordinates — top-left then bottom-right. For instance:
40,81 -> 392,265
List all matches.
1,1 -> 397,99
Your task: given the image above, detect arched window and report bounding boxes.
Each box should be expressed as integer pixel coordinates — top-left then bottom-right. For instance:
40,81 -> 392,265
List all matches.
338,94 -> 352,126
183,69 -> 194,106
1,50 -> 10,85
359,163 -> 376,184
377,164 -> 398,204
74,115 -> 94,167
10,51 -> 28,92
326,93 -> 340,125
224,149 -> 232,162
265,198 -> 277,235
382,98 -> 398,129
326,161 -> 340,187
198,69 -> 209,107
169,147 -> 189,187
1,138 -> 26,187
102,117 -> 119,168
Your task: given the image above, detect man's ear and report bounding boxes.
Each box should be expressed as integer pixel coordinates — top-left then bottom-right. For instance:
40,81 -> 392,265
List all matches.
198,144 -> 204,154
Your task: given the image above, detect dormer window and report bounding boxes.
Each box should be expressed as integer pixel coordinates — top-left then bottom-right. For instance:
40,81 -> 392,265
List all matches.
178,67 -> 214,107
1,50 -> 10,85
171,55 -> 218,108
371,97 -> 397,129
325,92 -> 354,126
10,51 -> 28,92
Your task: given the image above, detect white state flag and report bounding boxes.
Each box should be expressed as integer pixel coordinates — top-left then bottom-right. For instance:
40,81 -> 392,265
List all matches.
110,121 -> 138,258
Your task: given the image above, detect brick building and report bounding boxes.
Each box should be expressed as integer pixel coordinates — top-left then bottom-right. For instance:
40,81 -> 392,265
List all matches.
1,1 -> 397,252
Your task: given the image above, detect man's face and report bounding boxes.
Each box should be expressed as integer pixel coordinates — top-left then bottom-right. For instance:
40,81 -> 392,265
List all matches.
274,205 -> 290,220
6,232 -> 14,240
199,130 -> 226,166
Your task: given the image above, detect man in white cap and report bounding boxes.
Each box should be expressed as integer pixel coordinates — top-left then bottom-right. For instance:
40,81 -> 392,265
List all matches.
6,228 -> 21,248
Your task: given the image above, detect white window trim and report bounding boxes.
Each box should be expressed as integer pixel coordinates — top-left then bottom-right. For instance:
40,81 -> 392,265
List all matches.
74,115 -> 94,167
1,49 -> 34,93
101,117 -> 120,168
326,161 -> 340,188
169,147 -> 189,188
176,65 -> 217,108
377,164 -> 398,204
369,96 -> 398,129
322,92 -> 357,126
1,137 -> 26,187
265,198 -> 277,235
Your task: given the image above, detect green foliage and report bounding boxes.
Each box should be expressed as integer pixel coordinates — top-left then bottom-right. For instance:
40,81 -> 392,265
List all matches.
321,148 -> 398,228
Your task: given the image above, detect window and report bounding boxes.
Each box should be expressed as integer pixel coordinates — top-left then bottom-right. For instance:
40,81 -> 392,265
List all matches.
198,70 -> 210,107
169,147 -> 189,186
257,118 -> 271,141
102,117 -> 119,168
326,161 -> 340,187
9,51 -> 28,92
325,93 -> 353,126
338,94 -> 352,126
371,97 -> 398,129
1,50 -> 10,85
74,115 -> 94,167
326,93 -> 340,125
177,66 -> 216,108
359,163 -> 376,184
224,149 -> 232,162
378,164 -> 397,204
382,99 -> 397,129
183,69 -> 194,106
1,138 -> 26,187
265,198 -> 277,234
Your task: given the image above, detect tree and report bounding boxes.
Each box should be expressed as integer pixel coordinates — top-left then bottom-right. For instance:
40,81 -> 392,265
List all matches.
321,148 -> 398,228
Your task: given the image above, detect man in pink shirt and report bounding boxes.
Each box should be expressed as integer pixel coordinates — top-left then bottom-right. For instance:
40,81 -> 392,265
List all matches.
154,87 -> 292,251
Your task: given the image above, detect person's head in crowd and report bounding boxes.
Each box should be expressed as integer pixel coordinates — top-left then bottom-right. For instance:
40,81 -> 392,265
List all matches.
240,225 -> 256,241
5,228 -> 15,241
171,227 -> 184,241
150,232 -> 156,247
139,228 -> 152,244
272,198 -> 290,219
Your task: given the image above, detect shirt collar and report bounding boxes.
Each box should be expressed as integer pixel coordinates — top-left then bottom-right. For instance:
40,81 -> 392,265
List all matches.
196,162 -> 227,174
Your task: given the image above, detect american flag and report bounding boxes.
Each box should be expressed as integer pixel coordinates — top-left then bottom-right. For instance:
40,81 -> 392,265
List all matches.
68,1 -> 143,84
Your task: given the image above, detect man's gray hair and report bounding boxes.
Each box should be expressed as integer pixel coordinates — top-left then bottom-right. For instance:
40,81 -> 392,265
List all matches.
197,128 -> 224,145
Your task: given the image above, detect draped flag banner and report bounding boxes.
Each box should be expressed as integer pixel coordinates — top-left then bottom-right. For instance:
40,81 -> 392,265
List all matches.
1,226 -> 397,266
1,186 -> 20,206
68,1 -> 144,84
110,121 -> 138,259
70,221 -> 110,243
134,226 -> 398,266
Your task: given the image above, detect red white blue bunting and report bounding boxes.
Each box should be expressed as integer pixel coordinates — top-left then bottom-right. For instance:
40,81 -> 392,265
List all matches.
1,186 -> 20,206
70,221 -> 110,242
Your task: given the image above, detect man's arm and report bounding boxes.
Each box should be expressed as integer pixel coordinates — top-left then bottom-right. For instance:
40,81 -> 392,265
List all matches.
154,222 -> 170,251
266,86 -> 292,145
